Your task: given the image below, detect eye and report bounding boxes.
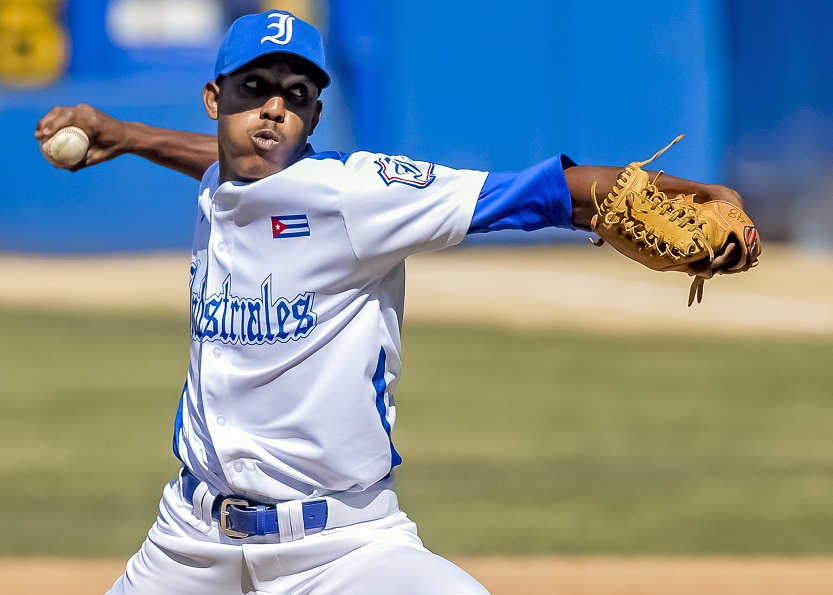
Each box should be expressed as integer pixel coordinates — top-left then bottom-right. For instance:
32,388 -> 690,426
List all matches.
241,77 -> 265,94
288,84 -> 309,102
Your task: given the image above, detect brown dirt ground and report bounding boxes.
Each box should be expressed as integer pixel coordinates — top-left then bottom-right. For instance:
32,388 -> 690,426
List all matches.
5,557 -> 833,594
1,244 -> 831,336
1,245 -> 832,593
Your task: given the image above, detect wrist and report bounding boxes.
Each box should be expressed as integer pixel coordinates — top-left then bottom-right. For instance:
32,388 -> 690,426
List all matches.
703,184 -> 743,208
116,121 -> 154,157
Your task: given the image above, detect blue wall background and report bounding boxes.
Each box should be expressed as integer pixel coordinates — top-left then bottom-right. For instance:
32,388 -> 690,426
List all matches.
1,0 -> 830,252
331,1 -> 727,177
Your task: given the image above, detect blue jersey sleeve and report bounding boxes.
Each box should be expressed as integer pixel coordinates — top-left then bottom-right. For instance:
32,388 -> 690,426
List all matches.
467,154 -> 577,234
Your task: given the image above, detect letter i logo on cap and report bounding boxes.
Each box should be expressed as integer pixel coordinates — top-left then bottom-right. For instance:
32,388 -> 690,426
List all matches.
261,13 -> 295,45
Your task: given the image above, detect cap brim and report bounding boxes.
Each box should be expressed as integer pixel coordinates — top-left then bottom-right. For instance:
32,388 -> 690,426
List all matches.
217,48 -> 330,88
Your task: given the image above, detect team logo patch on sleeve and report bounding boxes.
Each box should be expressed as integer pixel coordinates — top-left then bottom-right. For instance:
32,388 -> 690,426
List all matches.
375,156 -> 436,188
272,215 -> 310,238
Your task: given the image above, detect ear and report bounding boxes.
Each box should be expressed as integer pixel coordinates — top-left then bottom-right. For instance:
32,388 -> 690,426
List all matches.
308,99 -> 323,136
203,81 -> 220,120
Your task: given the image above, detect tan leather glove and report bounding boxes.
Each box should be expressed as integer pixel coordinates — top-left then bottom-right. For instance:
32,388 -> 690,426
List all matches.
590,135 -> 762,305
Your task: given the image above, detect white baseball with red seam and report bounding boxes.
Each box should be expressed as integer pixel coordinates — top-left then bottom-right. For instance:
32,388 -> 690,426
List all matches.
40,126 -> 89,167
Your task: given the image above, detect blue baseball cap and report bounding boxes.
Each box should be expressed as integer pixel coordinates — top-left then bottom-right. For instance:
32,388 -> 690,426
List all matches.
214,10 -> 330,88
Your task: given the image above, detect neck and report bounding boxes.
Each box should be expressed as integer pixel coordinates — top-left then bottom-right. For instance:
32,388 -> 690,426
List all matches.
218,144 -> 313,184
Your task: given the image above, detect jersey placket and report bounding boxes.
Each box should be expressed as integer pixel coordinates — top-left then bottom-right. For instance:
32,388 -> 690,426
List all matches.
200,184 -> 239,485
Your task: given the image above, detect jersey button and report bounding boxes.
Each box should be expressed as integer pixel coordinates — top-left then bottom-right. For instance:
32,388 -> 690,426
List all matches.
212,347 -> 223,358
217,241 -> 226,252
233,461 -> 244,472
216,416 -> 226,426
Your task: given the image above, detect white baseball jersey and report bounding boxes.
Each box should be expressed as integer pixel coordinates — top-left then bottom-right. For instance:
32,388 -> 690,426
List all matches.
110,147 -> 575,595
174,150 -> 488,502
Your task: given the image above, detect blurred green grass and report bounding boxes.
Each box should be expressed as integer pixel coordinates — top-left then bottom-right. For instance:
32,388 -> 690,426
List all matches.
1,308 -> 832,558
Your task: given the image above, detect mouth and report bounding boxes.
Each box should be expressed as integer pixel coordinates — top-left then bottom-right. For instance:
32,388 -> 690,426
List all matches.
252,129 -> 282,150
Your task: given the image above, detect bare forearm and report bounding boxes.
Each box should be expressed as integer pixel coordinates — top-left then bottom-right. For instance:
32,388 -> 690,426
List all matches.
565,165 -> 743,230
119,122 -> 218,180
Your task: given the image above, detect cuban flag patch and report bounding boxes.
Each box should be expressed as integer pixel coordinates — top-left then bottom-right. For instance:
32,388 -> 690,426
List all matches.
272,215 -> 310,238
375,156 -> 436,188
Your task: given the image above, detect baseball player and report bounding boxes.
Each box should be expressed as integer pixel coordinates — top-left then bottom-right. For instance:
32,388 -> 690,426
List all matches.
35,10 -> 757,595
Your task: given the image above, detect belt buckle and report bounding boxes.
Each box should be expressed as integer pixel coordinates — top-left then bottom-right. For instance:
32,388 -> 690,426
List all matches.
219,497 -> 250,538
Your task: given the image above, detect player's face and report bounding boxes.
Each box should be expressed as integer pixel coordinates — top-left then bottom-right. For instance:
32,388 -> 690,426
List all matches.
203,56 -> 323,183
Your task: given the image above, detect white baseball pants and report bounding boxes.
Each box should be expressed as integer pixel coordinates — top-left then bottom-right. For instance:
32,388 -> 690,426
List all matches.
106,480 -> 489,595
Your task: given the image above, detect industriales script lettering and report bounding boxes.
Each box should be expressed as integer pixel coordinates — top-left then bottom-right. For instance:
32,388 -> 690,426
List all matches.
190,268 -> 317,344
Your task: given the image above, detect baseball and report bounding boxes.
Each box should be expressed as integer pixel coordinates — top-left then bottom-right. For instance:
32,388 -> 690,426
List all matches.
40,126 -> 89,168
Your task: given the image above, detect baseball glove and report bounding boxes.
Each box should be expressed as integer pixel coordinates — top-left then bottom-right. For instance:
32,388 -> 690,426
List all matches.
590,134 -> 761,306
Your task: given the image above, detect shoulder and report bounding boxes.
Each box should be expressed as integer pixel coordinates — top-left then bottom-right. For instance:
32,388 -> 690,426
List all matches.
303,150 -> 381,170
332,151 -> 443,190
299,150 -> 425,185
302,150 -> 477,191
305,150 -> 352,164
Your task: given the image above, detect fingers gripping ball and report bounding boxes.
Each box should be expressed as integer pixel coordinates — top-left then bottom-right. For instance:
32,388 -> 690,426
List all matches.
590,134 -> 762,306
40,126 -> 89,168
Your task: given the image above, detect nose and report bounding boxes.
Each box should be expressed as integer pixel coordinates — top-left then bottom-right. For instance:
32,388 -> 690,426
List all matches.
260,96 -> 286,122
